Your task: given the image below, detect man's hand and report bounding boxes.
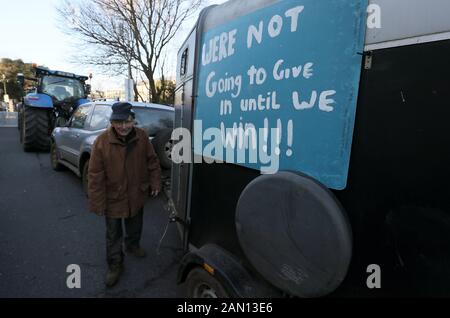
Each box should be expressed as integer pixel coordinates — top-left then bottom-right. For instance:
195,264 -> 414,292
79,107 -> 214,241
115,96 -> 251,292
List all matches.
151,189 -> 160,197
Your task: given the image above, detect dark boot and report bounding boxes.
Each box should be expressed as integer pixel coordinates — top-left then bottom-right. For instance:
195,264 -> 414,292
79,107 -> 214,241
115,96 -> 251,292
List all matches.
105,263 -> 123,288
124,209 -> 145,258
126,246 -> 147,258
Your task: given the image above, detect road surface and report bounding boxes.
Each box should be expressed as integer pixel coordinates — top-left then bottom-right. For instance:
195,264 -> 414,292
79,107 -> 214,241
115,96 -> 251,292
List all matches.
0,127 -> 184,298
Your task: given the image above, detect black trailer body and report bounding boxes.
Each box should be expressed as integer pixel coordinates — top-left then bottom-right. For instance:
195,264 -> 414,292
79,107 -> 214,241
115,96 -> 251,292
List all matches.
172,0 -> 450,297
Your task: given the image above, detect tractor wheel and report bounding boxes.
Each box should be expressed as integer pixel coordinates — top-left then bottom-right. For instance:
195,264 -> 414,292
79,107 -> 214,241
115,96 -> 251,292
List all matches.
22,106 -> 51,152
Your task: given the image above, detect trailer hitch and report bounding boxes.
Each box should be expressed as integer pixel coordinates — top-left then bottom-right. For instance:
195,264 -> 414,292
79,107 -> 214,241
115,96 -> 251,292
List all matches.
163,193 -> 190,228
169,212 -> 190,228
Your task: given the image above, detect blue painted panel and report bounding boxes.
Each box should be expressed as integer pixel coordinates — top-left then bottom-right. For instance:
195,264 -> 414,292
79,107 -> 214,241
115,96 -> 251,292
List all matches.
77,99 -> 90,106
194,0 -> 368,189
24,93 -> 53,109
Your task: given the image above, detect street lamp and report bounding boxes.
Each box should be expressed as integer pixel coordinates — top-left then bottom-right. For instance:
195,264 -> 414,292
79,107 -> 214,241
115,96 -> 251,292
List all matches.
1,74 -> 6,96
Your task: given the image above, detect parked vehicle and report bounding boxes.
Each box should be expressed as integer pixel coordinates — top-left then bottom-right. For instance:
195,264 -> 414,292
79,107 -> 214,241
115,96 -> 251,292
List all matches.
51,101 -> 174,193
171,0 -> 450,297
16,65 -> 91,152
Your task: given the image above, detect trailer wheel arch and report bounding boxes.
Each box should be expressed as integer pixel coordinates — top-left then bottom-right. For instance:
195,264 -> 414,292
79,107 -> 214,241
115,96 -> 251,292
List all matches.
177,246 -> 235,298
178,244 -> 281,298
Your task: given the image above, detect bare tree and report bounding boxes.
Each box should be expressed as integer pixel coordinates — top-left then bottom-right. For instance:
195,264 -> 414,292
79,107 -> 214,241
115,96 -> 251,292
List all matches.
57,0 -> 204,103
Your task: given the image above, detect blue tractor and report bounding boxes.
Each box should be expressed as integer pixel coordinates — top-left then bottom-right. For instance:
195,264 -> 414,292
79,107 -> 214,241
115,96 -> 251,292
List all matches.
17,66 -> 91,152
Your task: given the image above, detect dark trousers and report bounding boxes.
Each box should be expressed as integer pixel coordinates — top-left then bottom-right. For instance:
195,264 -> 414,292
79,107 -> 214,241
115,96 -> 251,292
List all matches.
105,208 -> 143,267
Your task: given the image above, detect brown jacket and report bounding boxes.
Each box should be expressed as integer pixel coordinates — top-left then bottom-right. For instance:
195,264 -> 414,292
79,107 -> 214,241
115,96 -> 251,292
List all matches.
88,127 -> 161,218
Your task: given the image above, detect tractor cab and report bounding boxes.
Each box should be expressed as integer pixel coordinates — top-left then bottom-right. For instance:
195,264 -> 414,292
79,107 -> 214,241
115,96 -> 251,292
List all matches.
18,67 -> 91,120
16,66 -> 91,151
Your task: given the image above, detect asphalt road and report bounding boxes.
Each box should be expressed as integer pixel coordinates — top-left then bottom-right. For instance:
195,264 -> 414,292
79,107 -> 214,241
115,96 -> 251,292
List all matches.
0,127 -> 184,298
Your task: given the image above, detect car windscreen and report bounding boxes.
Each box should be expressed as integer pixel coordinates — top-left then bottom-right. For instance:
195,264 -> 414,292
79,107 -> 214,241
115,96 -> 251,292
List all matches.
133,107 -> 174,136
41,75 -> 85,101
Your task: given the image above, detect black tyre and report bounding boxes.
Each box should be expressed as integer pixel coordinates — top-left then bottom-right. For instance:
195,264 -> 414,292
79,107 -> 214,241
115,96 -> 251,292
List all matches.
22,106 -> 51,152
82,159 -> 89,196
152,128 -> 173,169
235,172 -> 352,297
185,267 -> 229,298
50,141 -> 65,171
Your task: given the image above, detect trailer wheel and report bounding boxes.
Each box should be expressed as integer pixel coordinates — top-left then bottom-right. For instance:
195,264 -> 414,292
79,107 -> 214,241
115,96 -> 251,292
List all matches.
185,267 -> 229,298
22,106 -> 51,152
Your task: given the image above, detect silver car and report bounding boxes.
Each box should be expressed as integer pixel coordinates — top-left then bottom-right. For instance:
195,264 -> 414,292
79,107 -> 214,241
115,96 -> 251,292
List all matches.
50,101 -> 174,193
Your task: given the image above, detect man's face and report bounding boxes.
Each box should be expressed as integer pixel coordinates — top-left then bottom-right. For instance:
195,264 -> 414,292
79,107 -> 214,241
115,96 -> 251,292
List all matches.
111,120 -> 134,137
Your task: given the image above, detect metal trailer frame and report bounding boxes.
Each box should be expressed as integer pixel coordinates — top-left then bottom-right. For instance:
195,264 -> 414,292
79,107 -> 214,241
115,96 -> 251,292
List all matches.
171,0 -> 450,297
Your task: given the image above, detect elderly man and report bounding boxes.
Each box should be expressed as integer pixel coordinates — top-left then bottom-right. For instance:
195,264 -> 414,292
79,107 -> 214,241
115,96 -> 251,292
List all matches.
88,102 -> 161,287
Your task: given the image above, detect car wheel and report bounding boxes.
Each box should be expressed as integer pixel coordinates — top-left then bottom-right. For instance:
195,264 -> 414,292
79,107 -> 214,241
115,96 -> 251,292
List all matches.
82,159 -> 89,196
185,267 -> 229,298
152,128 -> 173,169
50,141 -> 65,171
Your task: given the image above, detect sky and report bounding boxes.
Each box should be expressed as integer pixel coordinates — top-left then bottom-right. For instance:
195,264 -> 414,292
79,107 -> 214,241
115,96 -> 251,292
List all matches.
0,0 -> 226,90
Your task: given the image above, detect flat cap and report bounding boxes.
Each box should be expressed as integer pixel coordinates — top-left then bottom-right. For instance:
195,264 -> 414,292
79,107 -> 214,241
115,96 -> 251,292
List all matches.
110,102 -> 135,121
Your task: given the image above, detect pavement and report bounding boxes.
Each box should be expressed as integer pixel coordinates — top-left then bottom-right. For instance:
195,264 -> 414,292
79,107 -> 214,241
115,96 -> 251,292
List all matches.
0,112 -> 18,128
